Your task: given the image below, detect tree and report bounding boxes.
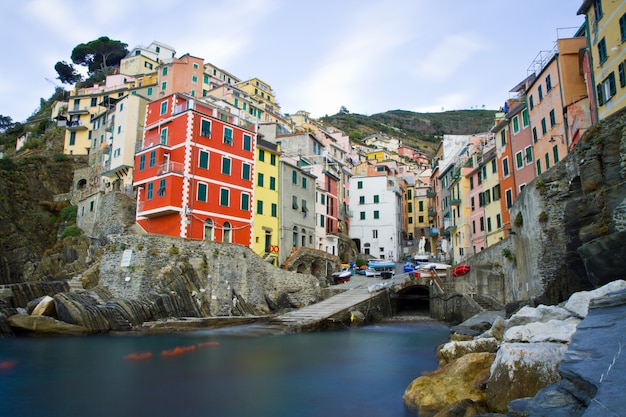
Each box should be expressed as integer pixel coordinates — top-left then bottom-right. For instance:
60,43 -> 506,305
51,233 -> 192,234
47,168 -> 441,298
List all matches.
339,106 -> 349,115
54,61 -> 82,84
70,36 -> 128,75
0,115 -> 13,132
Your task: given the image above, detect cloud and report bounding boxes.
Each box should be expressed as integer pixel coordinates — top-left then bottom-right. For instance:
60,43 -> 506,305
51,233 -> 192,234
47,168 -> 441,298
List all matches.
414,33 -> 485,81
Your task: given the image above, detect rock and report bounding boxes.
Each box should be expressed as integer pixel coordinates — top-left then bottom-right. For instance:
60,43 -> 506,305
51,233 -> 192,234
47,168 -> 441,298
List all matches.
403,352 -> 495,416
8,314 -> 89,335
31,295 -> 56,317
433,398 -> 490,417
506,304 -> 574,328
507,379 -> 588,417
439,338 -> 499,364
349,310 -> 365,326
489,316 -> 505,341
563,279 -> 626,318
486,342 -> 568,413
503,317 -> 581,343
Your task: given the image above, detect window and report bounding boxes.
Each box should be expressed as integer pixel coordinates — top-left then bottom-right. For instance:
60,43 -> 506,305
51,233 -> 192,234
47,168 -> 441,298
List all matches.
162,67 -> 168,76
292,196 -> 298,209
302,177 -> 307,189
537,159 -> 542,175
549,109 -> 556,128
259,150 -> 265,162
269,176 -> 276,190
257,173 -> 264,187
541,118 -> 547,135
271,203 -> 277,217
270,154 -> 276,166
522,108 -> 529,127
221,157 -> 231,175
158,179 -> 166,197
525,146 -> 533,163
502,157 -> 510,177
223,127 -> 233,145
373,211 -> 380,219
147,183 -> 154,200
470,177 -> 474,190
621,12 -> 626,42
242,163 -> 250,180
204,219 -> 213,241
359,196 -> 365,205
419,201 -> 424,211
160,100 -> 167,115
243,134 -> 252,151
538,85 -> 543,102
147,87 -> 153,96
69,131 -> 76,146
545,153 -> 550,170
200,119 -> 211,137
597,72 -> 617,105
292,170 -> 297,184
546,74 -> 552,92
372,230 -> 378,239
219,188 -> 229,206
471,196 -> 475,210
598,38 -> 608,65
480,217 -> 485,231
512,115 -> 520,134
198,150 -> 209,169
197,183 -> 208,202
487,217 -> 492,232
408,202 -> 413,213
139,154 -> 145,170
357,181 -> 363,189
619,62 -> 626,88
491,159 -> 497,174
90,97 -> 97,107
493,184 -> 501,200
160,128 -> 168,144
593,0 -> 603,22
301,199 -> 308,213
532,127 -> 538,143
256,200 -> 263,214
472,221 -> 476,234
149,151 -> 156,168
506,189 -> 513,209
360,211 -> 365,220
553,145 -> 559,164
192,75 -> 198,83
529,94 -> 534,110
241,193 -> 250,211
516,151 -> 524,169
373,195 -> 379,203
500,129 -> 506,146
161,81 -> 166,91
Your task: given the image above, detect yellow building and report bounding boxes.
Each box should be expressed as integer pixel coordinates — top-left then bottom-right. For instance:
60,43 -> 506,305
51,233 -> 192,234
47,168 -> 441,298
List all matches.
252,138 -> 281,264
578,0 -> 626,120
365,149 -> 393,163
481,147 -> 505,247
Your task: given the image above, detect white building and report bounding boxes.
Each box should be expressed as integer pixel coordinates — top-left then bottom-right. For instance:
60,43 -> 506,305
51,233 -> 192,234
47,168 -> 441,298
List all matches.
349,171 -> 403,261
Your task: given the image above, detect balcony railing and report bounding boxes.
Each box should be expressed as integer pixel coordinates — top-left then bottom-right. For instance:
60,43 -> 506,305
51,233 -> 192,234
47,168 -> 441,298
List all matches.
157,161 -> 184,175
451,198 -> 462,206
66,120 -> 88,130
68,106 -> 89,114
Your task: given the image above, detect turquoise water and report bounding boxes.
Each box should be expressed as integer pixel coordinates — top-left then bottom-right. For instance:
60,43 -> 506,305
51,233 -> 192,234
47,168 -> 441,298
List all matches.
0,321 -> 449,417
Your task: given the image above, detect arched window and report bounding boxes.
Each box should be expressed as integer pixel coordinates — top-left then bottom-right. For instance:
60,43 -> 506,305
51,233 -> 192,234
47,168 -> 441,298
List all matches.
301,228 -> 306,247
223,222 -> 232,243
204,219 -> 214,241
292,226 -> 298,248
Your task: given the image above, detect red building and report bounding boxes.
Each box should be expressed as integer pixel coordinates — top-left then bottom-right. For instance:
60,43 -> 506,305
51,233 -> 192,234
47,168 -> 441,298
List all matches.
134,93 -> 256,245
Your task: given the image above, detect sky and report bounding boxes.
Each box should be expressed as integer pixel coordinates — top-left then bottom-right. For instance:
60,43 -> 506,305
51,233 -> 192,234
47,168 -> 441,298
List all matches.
1,0 -> 585,123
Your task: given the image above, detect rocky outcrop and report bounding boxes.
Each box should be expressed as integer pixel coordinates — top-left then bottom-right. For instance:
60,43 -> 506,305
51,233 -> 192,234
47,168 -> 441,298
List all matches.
404,280 -> 626,416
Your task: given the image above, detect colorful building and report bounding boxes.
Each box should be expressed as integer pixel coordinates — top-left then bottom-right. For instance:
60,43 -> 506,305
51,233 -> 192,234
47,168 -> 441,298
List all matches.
133,93 -> 256,244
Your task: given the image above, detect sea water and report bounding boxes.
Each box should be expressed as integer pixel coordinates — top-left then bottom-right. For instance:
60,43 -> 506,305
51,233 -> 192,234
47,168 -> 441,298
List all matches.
0,321 -> 449,417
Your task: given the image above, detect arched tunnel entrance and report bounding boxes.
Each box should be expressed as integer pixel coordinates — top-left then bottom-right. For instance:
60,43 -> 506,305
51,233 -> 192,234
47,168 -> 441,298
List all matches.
391,285 -> 430,316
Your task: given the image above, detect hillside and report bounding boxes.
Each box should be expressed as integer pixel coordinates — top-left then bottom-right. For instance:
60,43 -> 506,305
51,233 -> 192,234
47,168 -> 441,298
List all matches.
319,109 -> 497,154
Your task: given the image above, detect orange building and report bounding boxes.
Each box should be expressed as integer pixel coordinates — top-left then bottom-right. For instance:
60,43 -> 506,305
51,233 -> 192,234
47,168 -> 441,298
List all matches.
134,93 -> 256,245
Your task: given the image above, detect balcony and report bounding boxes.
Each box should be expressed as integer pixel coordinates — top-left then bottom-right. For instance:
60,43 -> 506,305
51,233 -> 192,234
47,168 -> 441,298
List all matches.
451,198 -> 462,206
426,189 -> 436,198
429,227 -> 439,236
157,161 -> 185,176
66,120 -> 88,131
428,207 -> 436,217
68,105 -> 89,115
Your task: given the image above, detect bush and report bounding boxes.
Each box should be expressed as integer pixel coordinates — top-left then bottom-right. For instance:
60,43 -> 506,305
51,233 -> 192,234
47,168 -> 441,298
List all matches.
0,158 -> 15,171
59,204 -> 78,222
53,153 -> 69,162
61,225 -> 82,239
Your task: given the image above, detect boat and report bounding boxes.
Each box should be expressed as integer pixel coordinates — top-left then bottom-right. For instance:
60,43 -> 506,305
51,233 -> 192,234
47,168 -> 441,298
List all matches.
331,269 -> 352,284
413,262 -> 452,279
403,261 -> 416,273
452,264 -> 470,277
413,253 -> 432,263
366,260 -> 395,279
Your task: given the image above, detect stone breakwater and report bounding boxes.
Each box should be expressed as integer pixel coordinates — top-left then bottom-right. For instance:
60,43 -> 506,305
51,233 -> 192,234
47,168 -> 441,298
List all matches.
402,279 -> 626,417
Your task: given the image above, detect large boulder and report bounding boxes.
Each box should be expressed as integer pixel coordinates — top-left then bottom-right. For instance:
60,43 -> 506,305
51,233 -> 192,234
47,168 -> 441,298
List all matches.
8,314 -> 88,335
403,352 -> 494,417
486,342 -> 568,413
563,279 -> 626,318
31,295 -> 56,317
438,337 -> 499,364
503,317 -> 581,343
506,304 -> 574,328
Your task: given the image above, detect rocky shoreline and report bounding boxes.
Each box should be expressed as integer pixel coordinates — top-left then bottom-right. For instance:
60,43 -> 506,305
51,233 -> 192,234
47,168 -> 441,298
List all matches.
402,280 -> 626,417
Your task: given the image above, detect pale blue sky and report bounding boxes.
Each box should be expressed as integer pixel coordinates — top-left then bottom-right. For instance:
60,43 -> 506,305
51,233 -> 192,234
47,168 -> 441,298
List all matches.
1,0 -> 584,123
